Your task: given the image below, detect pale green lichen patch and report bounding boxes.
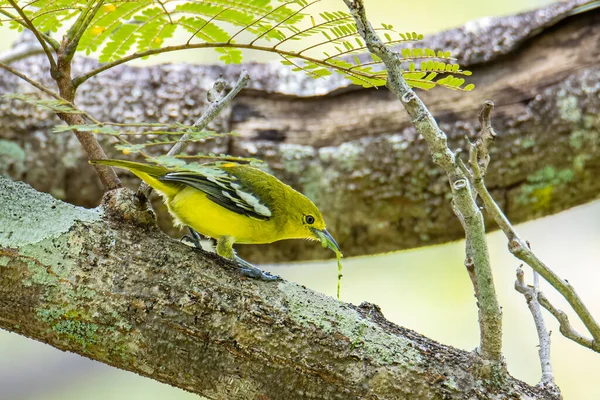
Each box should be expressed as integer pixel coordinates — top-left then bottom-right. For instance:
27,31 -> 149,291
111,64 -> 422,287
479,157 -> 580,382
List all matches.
516,166 -> 574,208
0,139 -> 26,173
0,140 -> 27,178
36,307 -> 101,348
569,129 -> 599,151
35,302 -> 133,362
0,139 -> 25,160
0,176 -> 102,248
279,281 -> 422,367
279,143 -> 316,174
319,142 -> 363,171
33,275 -> 134,361
556,91 -> 582,123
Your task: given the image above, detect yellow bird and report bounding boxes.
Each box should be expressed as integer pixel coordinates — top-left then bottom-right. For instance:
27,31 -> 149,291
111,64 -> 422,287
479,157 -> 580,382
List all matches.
90,159 -> 341,280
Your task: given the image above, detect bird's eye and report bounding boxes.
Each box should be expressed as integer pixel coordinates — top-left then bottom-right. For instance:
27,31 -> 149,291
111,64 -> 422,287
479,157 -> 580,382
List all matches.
305,215 -> 315,224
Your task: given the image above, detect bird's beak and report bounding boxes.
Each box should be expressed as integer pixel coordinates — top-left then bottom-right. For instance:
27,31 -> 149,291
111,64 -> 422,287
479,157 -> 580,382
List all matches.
311,228 -> 342,256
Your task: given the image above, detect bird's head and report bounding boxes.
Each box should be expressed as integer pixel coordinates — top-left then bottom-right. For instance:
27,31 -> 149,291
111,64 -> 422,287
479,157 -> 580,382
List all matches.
284,193 -> 341,256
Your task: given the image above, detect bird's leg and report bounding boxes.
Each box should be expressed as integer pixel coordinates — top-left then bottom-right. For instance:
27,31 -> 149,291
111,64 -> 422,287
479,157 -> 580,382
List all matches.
181,227 -> 204,249
216,236 -> 279,281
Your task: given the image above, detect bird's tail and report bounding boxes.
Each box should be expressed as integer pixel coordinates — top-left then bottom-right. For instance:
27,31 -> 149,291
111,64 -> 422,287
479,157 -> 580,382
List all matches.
90,159 -> 179,197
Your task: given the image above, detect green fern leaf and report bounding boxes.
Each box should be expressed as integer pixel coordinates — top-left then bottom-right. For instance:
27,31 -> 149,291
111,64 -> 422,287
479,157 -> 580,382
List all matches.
3,93 -> 83,113
215,47 -> 243,64
53,124 -> 122,135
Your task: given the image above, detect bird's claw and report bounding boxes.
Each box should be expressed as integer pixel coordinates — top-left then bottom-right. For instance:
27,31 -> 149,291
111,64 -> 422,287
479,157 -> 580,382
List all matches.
240,267 -> 279,281
235,255 -> 279,281
182,227 -> 203,249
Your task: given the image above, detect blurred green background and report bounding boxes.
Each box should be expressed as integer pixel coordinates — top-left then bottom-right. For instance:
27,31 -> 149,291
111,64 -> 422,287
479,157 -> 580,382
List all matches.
3,0 -> 600,399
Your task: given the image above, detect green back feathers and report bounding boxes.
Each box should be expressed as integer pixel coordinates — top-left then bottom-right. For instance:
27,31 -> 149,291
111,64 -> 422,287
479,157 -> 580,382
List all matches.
90,159 -> 178,197
90,159 -> 169,177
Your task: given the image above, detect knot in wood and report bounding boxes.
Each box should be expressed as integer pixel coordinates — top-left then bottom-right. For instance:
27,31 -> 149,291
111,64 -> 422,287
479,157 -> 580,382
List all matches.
453,179 -> 468,190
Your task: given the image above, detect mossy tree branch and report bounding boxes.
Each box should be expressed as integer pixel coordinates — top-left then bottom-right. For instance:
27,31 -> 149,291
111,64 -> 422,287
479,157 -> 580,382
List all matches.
342,0 -> 503,362
0,176 -> 561,400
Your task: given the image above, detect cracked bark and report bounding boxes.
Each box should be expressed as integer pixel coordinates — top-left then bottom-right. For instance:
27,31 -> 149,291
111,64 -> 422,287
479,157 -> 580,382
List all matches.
0,176 -> 560,400
1,1 -> 599,262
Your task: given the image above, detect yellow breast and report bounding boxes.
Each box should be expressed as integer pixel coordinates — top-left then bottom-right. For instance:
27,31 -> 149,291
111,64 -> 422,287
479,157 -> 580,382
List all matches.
165,187 -> 281,244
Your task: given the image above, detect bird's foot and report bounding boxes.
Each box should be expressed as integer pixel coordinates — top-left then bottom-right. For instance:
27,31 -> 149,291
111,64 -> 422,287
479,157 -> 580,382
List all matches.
181,227 -> 204,249
235,255 -> 279,281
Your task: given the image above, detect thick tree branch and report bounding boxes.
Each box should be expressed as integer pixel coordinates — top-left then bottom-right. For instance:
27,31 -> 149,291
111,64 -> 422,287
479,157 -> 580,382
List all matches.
0,176 -> 561,399
343,0 -> 502,362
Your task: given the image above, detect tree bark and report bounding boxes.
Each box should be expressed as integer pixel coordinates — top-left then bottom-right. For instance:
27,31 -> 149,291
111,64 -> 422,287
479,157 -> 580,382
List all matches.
0,176 -> 559,400
0,1 -> 599,262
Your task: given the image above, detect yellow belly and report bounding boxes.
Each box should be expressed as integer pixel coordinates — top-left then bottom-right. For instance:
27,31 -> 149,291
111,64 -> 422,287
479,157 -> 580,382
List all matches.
165,186 -> 279,244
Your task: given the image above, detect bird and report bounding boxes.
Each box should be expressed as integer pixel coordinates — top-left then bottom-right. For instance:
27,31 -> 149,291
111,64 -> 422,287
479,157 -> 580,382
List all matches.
90,159 -> 341,280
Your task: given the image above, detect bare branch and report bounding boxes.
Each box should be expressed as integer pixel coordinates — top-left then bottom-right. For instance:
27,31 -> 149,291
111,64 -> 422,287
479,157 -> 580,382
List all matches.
514,266 -> 559,391
462,103 -> 600,348
474,100 -> 496,177
0,61 -> 61,100
191,71 -> 249,131
343,0 -> 502,362
537,292 -> 600,351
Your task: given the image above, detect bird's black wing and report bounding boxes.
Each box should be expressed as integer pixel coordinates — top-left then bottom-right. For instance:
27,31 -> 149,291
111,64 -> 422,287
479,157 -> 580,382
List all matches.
159,170 -> 272,220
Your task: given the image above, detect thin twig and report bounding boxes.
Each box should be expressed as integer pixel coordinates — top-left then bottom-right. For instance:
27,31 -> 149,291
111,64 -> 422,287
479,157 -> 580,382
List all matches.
343,0 -> 502,361
137,70 -> 250,199
6,0 -> 58,73
63,0 -> 105,62
474,100 -> 496,177
249,0 -> 315,46
514,266 -> 558,390
537,292 -> 599,351
0,8 -> 60,50
0,61 -> 61,100
71,41 -> 372,88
